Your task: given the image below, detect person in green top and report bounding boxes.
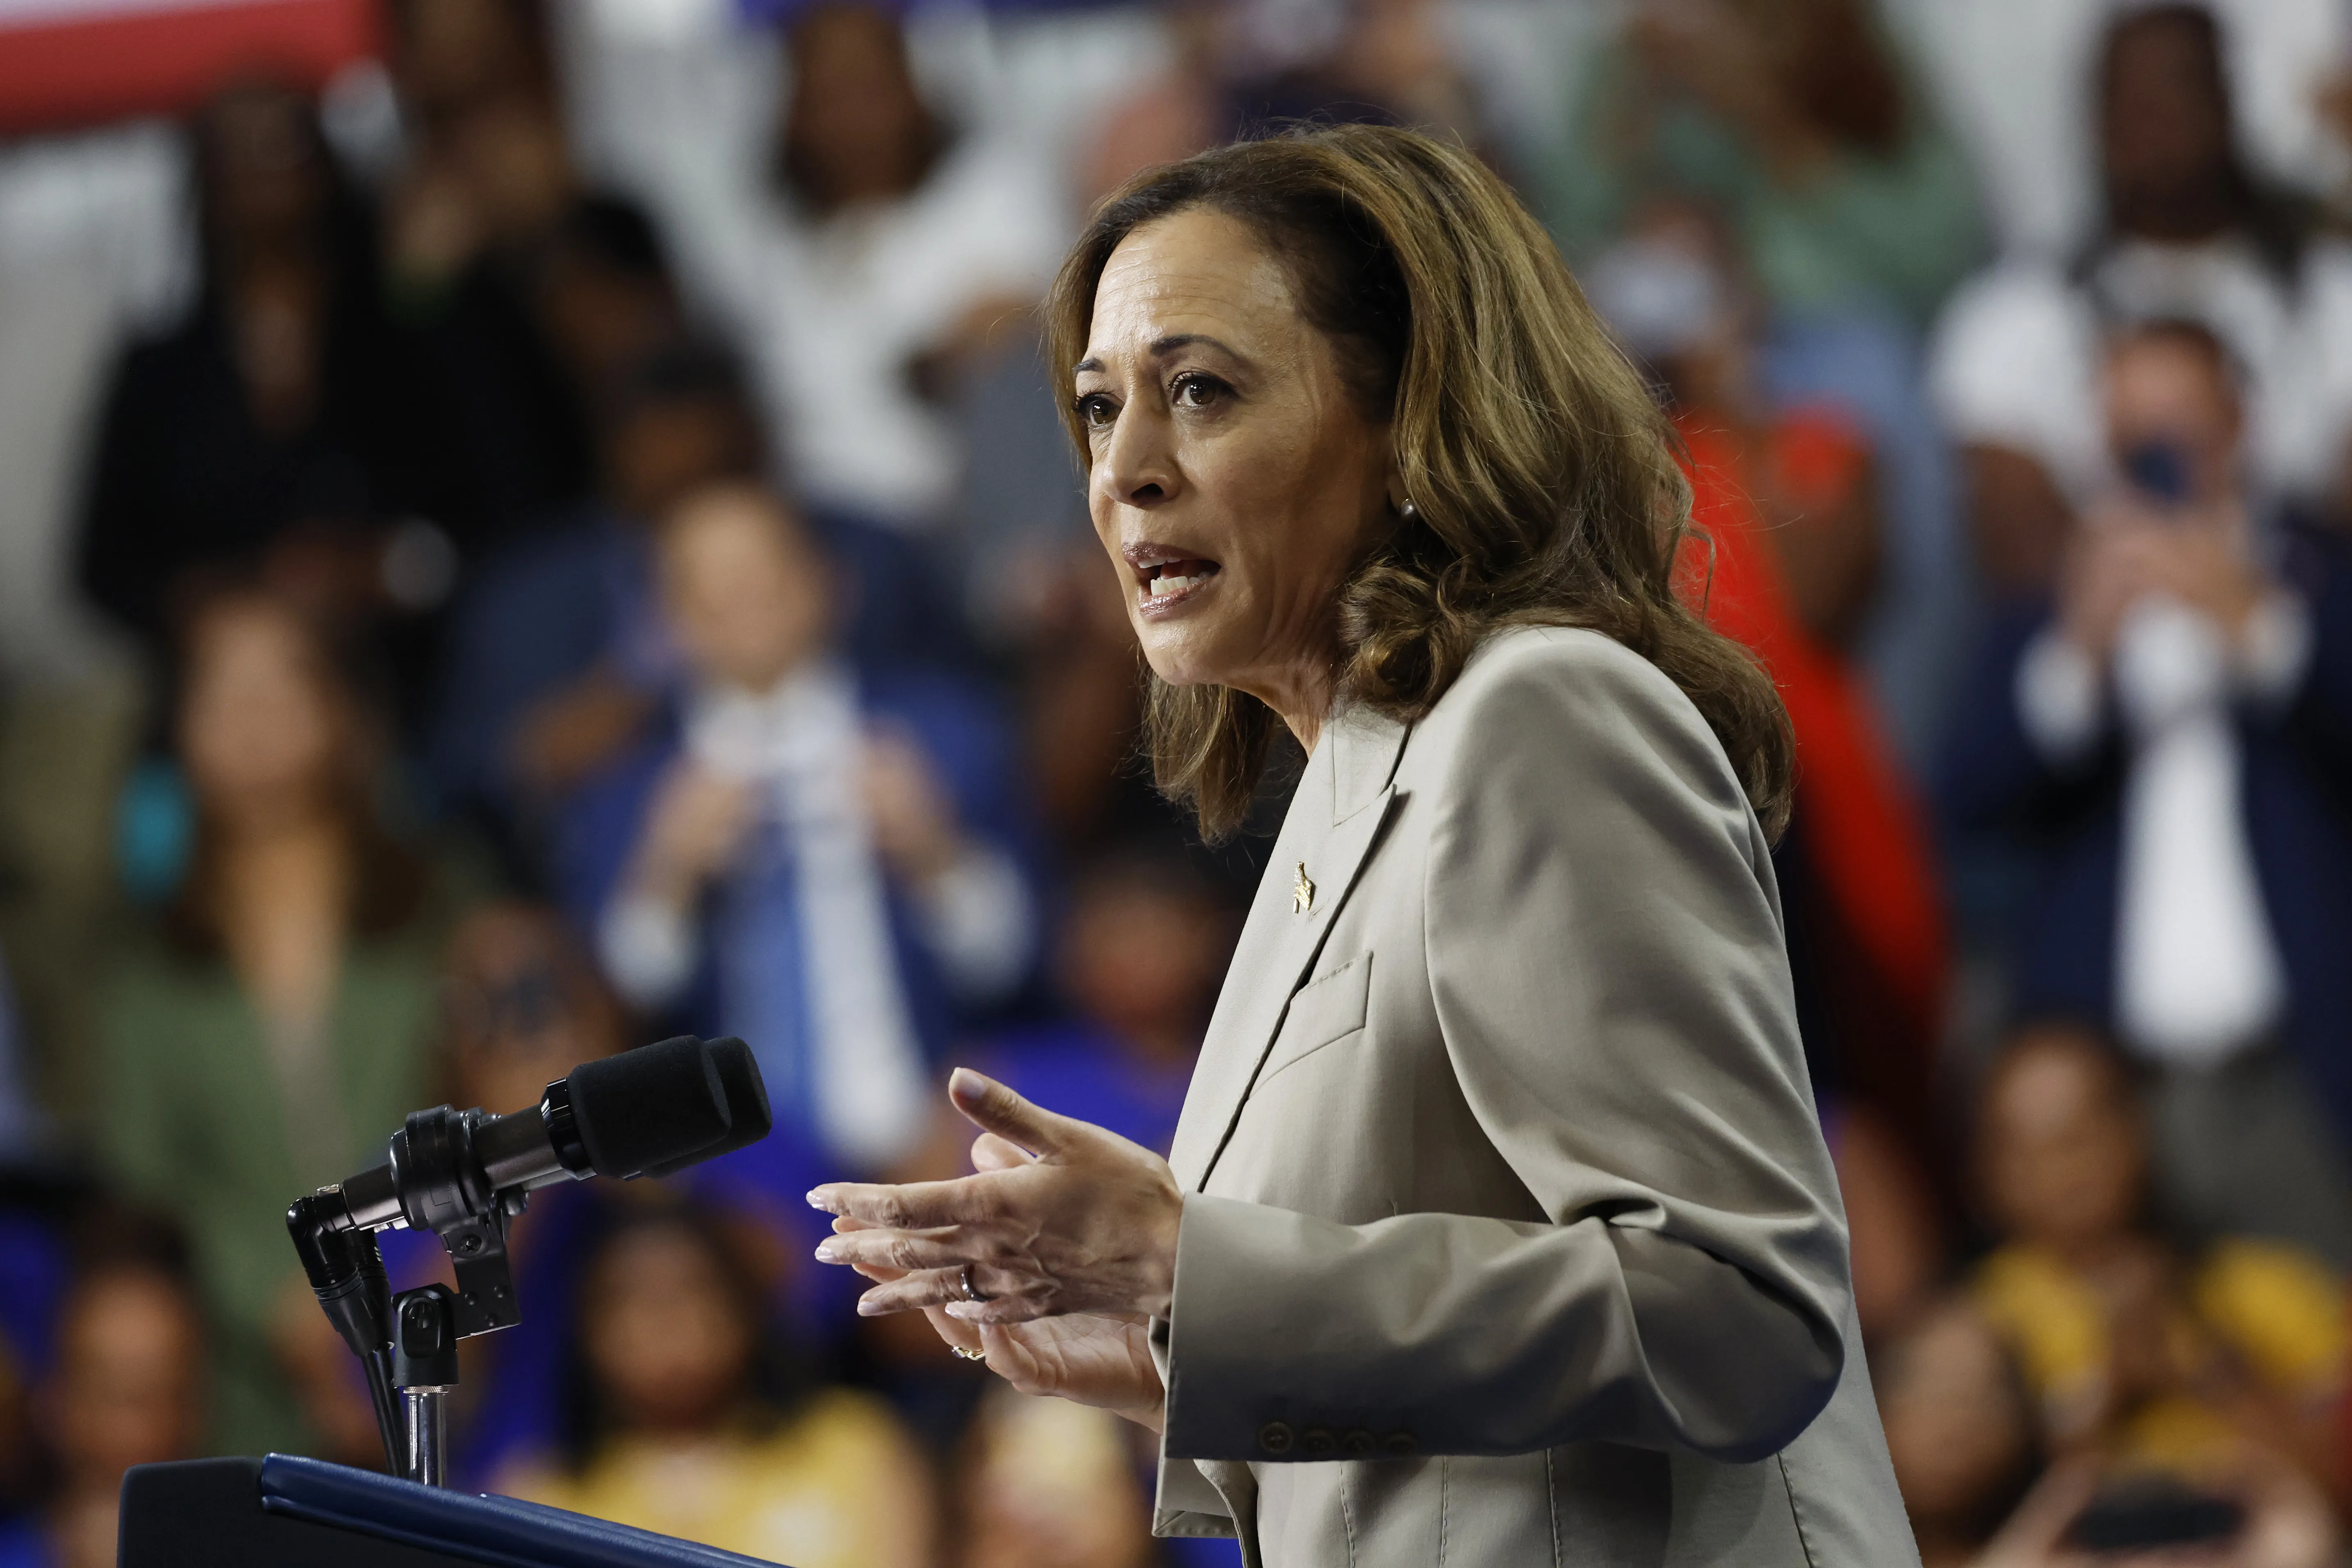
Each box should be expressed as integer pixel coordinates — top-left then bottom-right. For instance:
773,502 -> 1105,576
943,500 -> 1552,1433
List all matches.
1545,0 -> 1986,330
96,586 -> 469,1458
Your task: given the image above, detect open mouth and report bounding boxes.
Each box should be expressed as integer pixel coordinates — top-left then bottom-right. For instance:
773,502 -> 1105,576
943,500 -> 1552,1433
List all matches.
1123,544 -> 1223,610
1139,559 -> 1220,599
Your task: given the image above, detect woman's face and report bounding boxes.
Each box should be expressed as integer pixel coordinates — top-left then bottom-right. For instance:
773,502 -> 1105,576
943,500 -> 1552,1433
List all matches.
179,601 -> 343,826
1076,207 -> 1396,732
1977,1030 -> 2146,1253
582,1224 -> 753,1434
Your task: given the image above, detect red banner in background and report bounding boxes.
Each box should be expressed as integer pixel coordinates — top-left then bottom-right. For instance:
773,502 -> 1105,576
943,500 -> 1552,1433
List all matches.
0,0 -> 379,135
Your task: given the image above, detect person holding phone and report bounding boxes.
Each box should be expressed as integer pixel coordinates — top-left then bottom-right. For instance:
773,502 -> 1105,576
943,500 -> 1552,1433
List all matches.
1945,317 -> 2352,1268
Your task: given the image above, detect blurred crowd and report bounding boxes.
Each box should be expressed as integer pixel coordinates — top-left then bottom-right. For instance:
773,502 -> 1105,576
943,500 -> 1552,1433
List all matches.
3,0 -> 2352,1563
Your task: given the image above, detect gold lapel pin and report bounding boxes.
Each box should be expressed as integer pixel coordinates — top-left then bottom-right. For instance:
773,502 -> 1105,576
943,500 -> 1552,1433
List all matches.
1292,862 -> 1316,915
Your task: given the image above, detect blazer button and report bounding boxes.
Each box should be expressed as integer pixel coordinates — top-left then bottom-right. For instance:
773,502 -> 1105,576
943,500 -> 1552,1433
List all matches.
1383,1431 -> 1417,1458
1302,1428 -> 1337,1457
1342,1429 -> 1377,1457
1258,1422 -> 1295,1456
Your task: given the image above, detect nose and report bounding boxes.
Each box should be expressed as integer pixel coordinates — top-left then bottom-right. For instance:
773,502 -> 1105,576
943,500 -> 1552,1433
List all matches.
1096,404 -> 1178,512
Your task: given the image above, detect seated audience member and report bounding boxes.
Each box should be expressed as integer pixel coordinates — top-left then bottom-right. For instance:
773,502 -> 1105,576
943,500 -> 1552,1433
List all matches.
76,82 -> 440,650
1547,0 -> 1983,330
1588,207 -> 1950,1239
1565,8 -> 1977,764
1943,320 -> 2352,1261
952,1384 -> 1152,1568
1876,1299 -> 2041,1568
96,589 -> 463,1455
0,1213 -> 204,1568
958,845 -> 1231,1167
1970,1023 -> 2345,1486
1932,3 -> 2352,520
561,483 -> 1033,1183
496,1201 -> 931,1567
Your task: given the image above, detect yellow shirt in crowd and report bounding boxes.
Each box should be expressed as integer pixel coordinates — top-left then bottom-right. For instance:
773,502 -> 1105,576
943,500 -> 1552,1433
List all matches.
498,1389 -> 930,1568
1973,1237 -> 2347,1472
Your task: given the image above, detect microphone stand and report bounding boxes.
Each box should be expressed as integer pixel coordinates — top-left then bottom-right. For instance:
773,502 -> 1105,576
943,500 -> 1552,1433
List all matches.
287,1106 -> 531,1486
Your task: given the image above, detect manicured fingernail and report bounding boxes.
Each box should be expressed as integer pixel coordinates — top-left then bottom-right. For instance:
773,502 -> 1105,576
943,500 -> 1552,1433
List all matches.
945,1301 -> 983,1322
857,1296 -> 885,1316
813,1239 -> 842,1262
805,1188 -> 836,1212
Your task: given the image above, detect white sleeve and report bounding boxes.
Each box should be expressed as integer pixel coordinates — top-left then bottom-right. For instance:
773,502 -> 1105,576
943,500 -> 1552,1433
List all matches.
2015,627 -> 2106,767
912,843 -> 1035,1005
598,892 -> 700,1012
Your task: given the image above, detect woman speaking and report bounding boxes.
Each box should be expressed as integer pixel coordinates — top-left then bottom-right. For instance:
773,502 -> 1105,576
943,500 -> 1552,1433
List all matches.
810,125 -> 1915,1567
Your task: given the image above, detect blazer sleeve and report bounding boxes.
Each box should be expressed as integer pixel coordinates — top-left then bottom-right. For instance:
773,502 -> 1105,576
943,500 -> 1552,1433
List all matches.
1158,635 -> 1851,1465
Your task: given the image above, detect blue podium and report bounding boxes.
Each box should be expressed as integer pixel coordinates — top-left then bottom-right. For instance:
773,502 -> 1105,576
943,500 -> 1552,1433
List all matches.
119,1454 -> 790,1568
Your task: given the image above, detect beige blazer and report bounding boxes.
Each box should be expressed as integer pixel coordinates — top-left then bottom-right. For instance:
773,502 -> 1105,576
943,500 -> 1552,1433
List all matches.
1146,625 -> 1918,1568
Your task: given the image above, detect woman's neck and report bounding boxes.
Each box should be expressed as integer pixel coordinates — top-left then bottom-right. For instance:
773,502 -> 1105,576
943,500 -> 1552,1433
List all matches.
1240,652 -> 1338,755
215,812 -> 352,1030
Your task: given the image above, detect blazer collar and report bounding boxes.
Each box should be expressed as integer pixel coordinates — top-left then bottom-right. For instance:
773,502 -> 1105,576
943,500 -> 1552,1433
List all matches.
1169,704 -> 1409,1190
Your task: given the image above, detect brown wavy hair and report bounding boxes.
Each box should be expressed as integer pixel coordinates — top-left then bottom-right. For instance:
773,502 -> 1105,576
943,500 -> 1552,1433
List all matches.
1043,124 -> 1793,840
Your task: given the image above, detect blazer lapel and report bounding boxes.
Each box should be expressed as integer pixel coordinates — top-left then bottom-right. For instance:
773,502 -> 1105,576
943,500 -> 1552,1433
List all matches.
1169,707 -> 1409,1191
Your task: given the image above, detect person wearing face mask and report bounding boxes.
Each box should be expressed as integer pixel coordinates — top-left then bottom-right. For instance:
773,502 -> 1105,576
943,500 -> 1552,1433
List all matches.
807,126 -> 1913,1568
1931,2 -> 2352,574
1944,318 -> 2352,1266
556,481 -> 1034,1189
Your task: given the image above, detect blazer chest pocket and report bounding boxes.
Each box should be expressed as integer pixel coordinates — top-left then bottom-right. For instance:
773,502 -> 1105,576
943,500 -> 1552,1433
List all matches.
1257,953 -> 1372,1085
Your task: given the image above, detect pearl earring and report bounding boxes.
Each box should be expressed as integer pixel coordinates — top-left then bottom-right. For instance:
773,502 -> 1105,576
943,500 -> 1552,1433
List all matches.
1398,500 -> 1421,524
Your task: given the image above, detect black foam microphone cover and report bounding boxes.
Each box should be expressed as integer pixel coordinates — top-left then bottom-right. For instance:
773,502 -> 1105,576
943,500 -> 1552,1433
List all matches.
568,1035 -> 731,1180
642,1037 -> 772,1179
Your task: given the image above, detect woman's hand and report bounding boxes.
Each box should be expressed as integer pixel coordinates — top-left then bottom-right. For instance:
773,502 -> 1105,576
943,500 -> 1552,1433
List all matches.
840,1227 -> 1167,1430
831,1115 -> 1169,1428
809,1069 -> 1183,1325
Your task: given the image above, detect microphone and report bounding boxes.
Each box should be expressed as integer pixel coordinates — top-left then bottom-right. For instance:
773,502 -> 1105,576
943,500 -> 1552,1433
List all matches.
327,1035 -> 770,1234
290,1035 -> 771,1340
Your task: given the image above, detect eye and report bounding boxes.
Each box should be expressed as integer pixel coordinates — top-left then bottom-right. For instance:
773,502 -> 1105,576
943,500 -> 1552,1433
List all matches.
1074,392 -> 1118,431
1171,372 -> 1229,410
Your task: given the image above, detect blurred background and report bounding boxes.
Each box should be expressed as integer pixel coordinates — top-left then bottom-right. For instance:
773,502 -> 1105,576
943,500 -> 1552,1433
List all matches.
3,0 -> 2352,1563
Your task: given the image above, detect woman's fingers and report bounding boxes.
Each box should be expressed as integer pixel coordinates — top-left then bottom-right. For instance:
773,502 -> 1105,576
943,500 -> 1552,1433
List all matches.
947,1068 -> 1088,1159
853,1263 -> 1049,1321
817,1227 -> 977,1275
806,1173 -> 986,1227
919,1305 -> 985,1360
970,1131 -> 1036,1172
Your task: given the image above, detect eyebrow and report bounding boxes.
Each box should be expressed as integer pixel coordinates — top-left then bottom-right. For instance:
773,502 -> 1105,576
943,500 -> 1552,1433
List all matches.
1073,333 -> 1243,376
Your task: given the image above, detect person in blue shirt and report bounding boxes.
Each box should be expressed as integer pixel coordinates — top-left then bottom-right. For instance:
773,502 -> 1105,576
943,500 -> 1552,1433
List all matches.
559,481 -> 1036,1195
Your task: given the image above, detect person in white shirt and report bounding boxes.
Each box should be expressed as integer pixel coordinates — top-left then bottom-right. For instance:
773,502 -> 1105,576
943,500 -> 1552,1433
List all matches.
560,480 -> 1036,1179
1932,2 -> 2352,586
577,3 -> 1065,533
1942,317 -> 2352,1265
